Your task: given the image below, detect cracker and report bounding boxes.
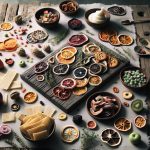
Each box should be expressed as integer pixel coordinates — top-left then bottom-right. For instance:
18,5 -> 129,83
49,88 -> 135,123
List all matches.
2,112 -> 16,123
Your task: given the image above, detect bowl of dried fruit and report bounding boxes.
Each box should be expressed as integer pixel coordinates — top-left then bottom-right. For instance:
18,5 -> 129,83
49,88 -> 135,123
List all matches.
86,92 -> 121,120
59,0 -> 79,15
35,8 -> 60,28
120,66 -> 148,90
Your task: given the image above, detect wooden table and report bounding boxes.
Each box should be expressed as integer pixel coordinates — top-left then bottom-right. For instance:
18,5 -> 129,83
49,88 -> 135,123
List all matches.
0,2 -> 150,148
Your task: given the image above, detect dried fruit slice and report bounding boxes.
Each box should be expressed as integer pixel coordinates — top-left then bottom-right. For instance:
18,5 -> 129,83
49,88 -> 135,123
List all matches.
24,92 -> 38,104
60,78 -> 76,89
109,35 -> 120,46
101,128 -> 122,147
131,99 -> 143,113
58,113 -> 67,120
68,34 -> 88,46
61,50 -> 75,59
82,42 -> 96,55
114,118 -> 132,132
134,115 -> 146,129
94,51 -> 107,63
73,67 -> 87,79
56,52 -> 75,65
89,75 -> 102,86
108,56 -> 119,68
73,87 -> 87,96
0,42 -> 5,51
87,45 -> 101,54
61,46 -> 77,55
61,126 -> 79,143
76,78 -> 88,88
4,38 -> 17,51
32,30 -> 48,42
122,91 -> 133,100
89,63 -> 102,75
0,22 -> 13,31
99,29 -> 117,42
58,88 -> 72,100
68,18 -> 82,30
53,64 -> 69,75
118,35 -> 133,46
53,86 -> 63,97
34,61 -> 49,74
108,6 -> 126,16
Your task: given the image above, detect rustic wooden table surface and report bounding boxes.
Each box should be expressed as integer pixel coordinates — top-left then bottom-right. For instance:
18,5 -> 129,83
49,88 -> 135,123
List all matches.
0,2 -> 150,149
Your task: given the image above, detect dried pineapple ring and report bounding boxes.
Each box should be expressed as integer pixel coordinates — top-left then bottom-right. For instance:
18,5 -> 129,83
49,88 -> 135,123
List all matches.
114,117 -> 131,132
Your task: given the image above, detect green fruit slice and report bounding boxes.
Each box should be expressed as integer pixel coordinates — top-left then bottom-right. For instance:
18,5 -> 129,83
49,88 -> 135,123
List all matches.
131,99 -> 143,113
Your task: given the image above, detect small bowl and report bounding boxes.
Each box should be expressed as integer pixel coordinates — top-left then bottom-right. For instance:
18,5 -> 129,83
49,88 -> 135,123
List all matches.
120,66 -> 148,90
59,0 -> 79,15
21,121 -> 56,142
86,92 -> 121,120
35,8 -> 60,28
85,8 -> 110,28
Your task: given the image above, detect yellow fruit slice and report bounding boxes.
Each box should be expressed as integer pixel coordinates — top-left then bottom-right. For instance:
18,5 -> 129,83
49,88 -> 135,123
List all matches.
73,87 -> 87,96
61,50 -> 74,59
76,78 -> 88,88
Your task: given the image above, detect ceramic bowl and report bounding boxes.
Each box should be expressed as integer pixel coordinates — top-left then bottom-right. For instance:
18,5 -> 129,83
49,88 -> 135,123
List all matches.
86,92 -> 121,120
85,8 -> 110,28
35,8 -> 60,28
59,0 -> 79,15
120,66 -> 148,90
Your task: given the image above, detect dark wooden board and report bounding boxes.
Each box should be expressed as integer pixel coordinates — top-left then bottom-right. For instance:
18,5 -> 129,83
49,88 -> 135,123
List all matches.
21,34 -> 129,113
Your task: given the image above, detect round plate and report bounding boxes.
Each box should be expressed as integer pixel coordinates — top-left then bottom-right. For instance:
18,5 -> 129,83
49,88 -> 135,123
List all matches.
61,125 -> 79,143
24,92 -> 38,104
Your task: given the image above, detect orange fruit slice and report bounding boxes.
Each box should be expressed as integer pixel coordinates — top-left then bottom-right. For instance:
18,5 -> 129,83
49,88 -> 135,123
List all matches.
109,35 -> 120,46
73,86 -> 87,96
24,92 -> 38,104
0,22 -> 13,31
76,78 -> 88,88
61,50 -> 74,59
61,46 -> 77,55
108,56 -> 119,68
0,42 -> 5,51
94,51 -> 107,62
4,38 -> 17,51
118,35 -> 133,45
56,52 -> 75,65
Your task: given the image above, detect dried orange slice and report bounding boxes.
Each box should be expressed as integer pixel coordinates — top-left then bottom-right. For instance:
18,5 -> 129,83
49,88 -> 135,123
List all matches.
89,75 -> 102,86
0,22 -> 13,31
56,52 -> 75,65
73,86 -> 87,96
0,42 -> 5,51
61,46 -> 77,55
76,78 -> 88,88
118,35 -> 133,45
24,92 -> 38,104
134,115 -> 146,129
109,35 -> 120,46
99,29 -> 117,42
4,38 -> 17,51
61,50 -> 74,59
94,51 -> 107,63
108,56 -> 119,68
114,117 -> 131,132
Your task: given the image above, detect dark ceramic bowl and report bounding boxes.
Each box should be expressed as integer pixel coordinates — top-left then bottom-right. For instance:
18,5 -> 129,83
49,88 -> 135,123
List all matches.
21,120 -> 56,142
35,8 -> 60,28
87,92 -> 121,120
120,66 -> 148,90
59,0 -> 79,15
85,8 -> 110,28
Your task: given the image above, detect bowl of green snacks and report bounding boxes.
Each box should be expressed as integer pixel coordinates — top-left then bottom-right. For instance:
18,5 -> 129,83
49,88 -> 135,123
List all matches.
120,67 -> 148,90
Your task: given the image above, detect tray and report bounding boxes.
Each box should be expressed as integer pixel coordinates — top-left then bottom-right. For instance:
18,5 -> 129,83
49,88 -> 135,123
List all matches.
21,34 -> 130,113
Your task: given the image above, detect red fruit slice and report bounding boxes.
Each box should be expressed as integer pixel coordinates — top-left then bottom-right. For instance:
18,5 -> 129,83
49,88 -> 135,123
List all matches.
53,86 -> 63,97
58,89 -> 72,100
68,34 -> 88,46
60,78 -> 76,89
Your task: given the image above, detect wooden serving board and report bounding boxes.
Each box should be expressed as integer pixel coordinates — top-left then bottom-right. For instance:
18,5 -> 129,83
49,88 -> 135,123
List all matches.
21,34 -> 130,113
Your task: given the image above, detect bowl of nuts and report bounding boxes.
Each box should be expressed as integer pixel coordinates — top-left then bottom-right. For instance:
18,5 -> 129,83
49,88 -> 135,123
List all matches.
59,0 -> 79,15
120,66 -> 148,90
35,8 -> 60,28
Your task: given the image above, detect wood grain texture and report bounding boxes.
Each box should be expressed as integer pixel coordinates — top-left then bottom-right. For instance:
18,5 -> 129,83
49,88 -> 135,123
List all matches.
5,3 -> 19,22
0,3 -> 8,23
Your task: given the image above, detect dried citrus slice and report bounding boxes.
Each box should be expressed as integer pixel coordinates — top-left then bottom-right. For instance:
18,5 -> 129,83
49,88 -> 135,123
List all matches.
89,75 -> 102,86
61,50 -> 75,59
134,115 -> 146,129
0,22 -> 13,31
108,56 -> 119,68
0,42 -> 5,51
114,117 -> 131,132
109,35 -> 120,46
87,45 -> 101,54
99,29 -> 117,42
56,52 -> 75,65
94,51 -> 107,63
61,46 -> 77,55
24,92 -> 38,104
118,35 -> 133,45
60,78 -> 76,89
61,125 -> 79,143
4,38 -> 17,51
100,128 -> 122,147
76,78 -> 88,88
73,86 -> 87,96
58,112 -> 67,120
